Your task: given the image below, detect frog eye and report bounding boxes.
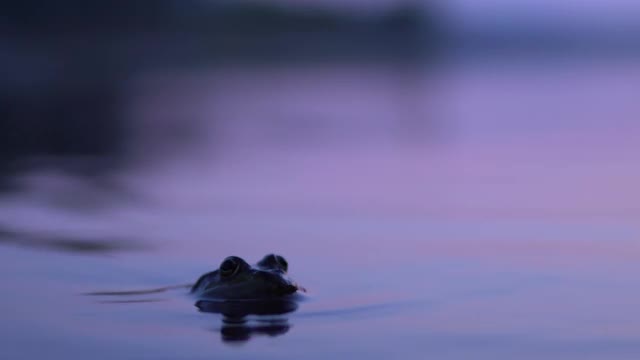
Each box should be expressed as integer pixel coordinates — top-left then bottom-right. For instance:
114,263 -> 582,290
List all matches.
219,256 -> 243,278
259,254 -> 288,272
274,255 -> 288,272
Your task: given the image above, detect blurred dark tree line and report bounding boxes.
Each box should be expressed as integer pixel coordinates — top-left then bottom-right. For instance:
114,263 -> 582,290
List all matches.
0,0 -> 442,186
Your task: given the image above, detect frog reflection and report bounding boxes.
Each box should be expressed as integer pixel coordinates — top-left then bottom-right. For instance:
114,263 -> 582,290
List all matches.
192,254 -> 304,343
195,297 -> 297,343
219,317 -> 290,343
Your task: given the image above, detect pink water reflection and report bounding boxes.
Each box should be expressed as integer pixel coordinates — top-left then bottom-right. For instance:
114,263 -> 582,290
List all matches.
1,60 -> 640,359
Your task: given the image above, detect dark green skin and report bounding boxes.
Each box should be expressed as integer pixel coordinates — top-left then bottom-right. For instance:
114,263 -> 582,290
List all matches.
191,254 -> 299,300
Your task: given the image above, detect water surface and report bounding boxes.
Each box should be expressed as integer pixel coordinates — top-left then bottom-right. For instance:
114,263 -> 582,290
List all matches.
1,60 -> 639,359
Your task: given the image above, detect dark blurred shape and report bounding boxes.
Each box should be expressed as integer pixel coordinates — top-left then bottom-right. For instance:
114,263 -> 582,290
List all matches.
1,0 -> 442,187
220,317 -> 290,344
196,298 -> 297,344
1,1 -> 153,181
202,1 -> 442,61
0,226 -> 146,254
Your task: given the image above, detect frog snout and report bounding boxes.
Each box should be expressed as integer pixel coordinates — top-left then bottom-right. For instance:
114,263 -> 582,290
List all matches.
255,271 -> 298,295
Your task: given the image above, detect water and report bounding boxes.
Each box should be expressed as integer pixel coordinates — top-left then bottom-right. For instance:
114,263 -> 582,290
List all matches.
1,59 -> 640,359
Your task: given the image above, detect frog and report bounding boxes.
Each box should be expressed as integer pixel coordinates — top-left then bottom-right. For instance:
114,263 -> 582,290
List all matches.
84,254 -> 304,342
191,254 -> 303,300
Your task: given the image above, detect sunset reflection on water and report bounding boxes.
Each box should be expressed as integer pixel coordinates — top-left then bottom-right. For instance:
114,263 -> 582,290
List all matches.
1,56 -> 640,359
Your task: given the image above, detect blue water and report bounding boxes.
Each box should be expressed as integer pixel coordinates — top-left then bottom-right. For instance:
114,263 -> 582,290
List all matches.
1,60 -> 640,359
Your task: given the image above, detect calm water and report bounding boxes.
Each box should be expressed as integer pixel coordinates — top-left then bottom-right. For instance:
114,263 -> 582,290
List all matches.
1,60 -> 640,359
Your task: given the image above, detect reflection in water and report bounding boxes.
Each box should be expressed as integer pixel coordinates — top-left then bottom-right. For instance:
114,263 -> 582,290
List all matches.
6,170 -> 144,213
220,317 -> 290,344
84,284 -> 298,344
0,226 -> 146,254
2,13 -> 640,355
196,298 -> 298,344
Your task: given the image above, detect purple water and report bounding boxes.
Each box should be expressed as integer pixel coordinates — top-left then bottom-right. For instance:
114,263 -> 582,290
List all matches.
1,59 -> 639,359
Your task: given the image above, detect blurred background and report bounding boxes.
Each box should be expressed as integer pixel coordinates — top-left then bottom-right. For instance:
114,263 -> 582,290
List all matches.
2,0 -> 640,359
2,0 -> 639,219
